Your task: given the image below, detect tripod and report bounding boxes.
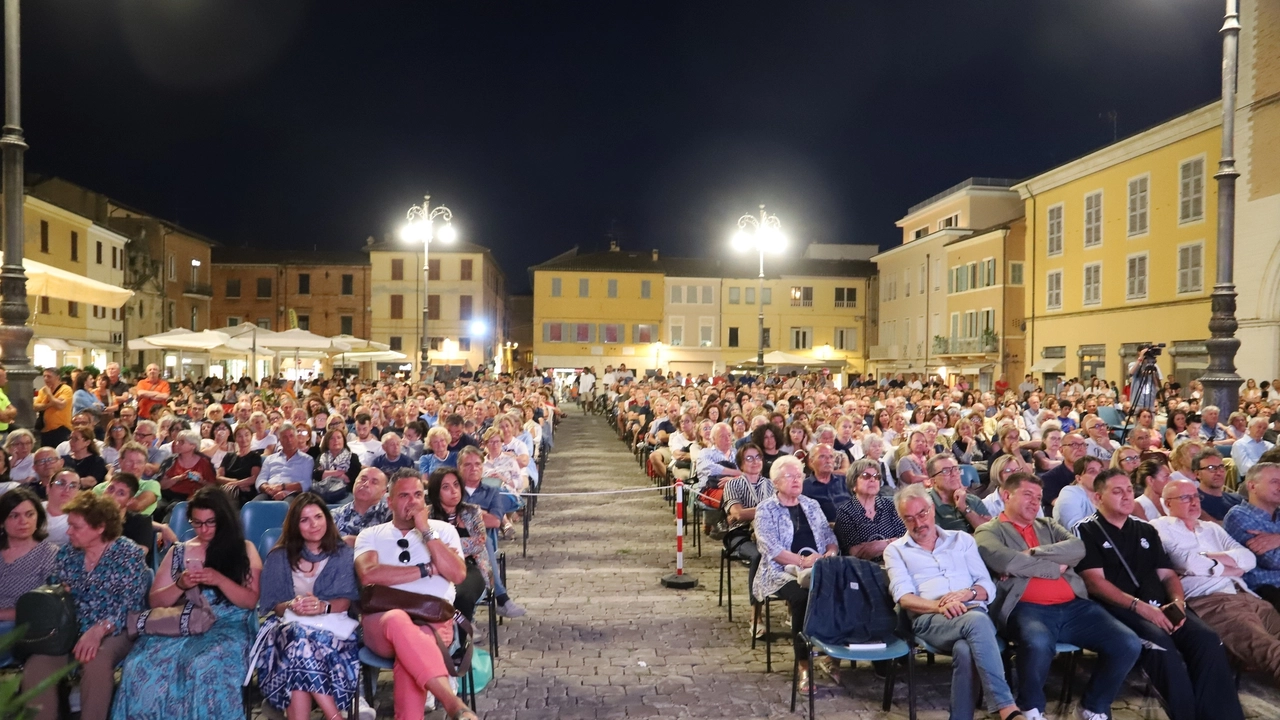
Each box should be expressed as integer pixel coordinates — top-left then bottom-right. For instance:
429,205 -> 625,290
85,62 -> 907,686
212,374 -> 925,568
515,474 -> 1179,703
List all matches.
1119,360 -> 1161,442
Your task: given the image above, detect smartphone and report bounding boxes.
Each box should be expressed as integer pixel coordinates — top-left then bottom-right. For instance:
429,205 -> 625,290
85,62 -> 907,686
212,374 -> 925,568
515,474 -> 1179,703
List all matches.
1162,602 -> 1186,627
186,557 -> 204,572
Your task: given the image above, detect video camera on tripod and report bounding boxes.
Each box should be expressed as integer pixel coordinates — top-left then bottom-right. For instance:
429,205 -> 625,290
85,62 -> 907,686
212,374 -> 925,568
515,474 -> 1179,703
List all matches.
1137,342 -> 1166,361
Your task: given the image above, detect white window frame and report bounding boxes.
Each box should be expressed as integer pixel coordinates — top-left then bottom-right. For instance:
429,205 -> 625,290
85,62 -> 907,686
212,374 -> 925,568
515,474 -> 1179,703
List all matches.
1046,270 -> 1063,311
745,287 -> 755,305
687,285 -> 699,304
790,326 -> 812,351
933,258 -> 941,290
1177,241 -> 1205,295
938,213 -> 960,231
1126,252 -> 1149,301
834,327 -> 857,351
1127,173 -> 1150,238
698,316 -> 714,347
1046,203 -> 1064,257
1179,154 -> 1206,225
980,308 -> 995,333
950,312 -> 960,339
1082,262 -> 1102,306
913,226 -> 929,240
669,317 -> 684,347
919,264 -> 926,295
1083,190 -> 1103,248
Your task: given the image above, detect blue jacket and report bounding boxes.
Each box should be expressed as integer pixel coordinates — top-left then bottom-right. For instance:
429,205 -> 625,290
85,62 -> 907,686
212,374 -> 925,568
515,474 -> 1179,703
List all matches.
804,556 -> 898,646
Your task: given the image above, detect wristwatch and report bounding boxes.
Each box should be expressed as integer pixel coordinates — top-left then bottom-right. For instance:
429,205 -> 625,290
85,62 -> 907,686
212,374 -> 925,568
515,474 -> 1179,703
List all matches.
417,563 -> 430,578
423,528 -> 441,543
969,587 -> 978,600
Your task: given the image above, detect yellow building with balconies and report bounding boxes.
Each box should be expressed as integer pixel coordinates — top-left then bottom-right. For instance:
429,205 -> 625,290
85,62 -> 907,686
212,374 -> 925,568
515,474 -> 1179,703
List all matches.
1015,102 -> 1221,390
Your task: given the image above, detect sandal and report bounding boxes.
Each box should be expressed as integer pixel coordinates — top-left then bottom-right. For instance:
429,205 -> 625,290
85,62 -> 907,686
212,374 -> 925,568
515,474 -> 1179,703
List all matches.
449,709 -> 479,720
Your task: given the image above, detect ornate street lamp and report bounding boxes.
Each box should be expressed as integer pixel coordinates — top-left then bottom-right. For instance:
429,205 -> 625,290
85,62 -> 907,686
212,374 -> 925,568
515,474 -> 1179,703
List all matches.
400,194 -> 456,381
0,0 -> 36,428
1200,0 -> 1242,413
732,205 -> 785,371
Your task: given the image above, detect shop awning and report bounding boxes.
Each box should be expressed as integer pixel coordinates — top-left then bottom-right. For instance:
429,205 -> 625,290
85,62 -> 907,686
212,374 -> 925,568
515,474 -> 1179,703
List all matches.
0,252 -> 133,308
1028,358 -> 1066,374
959,364 -> 995,375
36,338 -> 76,352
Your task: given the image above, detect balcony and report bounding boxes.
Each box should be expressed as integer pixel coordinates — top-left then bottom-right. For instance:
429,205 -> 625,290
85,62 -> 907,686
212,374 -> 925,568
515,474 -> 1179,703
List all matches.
934,335 -> 998,356
183,283 -> 214,299
869,344 -> 902,361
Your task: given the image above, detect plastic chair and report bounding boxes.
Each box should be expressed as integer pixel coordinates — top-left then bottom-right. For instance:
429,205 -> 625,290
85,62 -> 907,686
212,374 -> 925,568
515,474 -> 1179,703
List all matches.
257,527 -> 282,561
168,501 -> 194,542
241,501 -> 289,545
959,465 -> 980,488
1002,641 -> 1082,710
358,645 -> 484,714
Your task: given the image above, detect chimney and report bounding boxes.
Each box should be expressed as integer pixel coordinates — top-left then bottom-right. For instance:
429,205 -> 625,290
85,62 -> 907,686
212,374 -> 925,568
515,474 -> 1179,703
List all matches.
651,249 -> 659,261
365,236 -> 375,247
608,239 -> 620,252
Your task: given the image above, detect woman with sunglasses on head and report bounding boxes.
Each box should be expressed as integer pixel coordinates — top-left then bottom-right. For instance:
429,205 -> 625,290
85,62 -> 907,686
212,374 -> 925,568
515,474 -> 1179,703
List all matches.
114,487 -> 262,720
217,424 -> 263,507
253,493 -> 360,720
834,458 -> 906,562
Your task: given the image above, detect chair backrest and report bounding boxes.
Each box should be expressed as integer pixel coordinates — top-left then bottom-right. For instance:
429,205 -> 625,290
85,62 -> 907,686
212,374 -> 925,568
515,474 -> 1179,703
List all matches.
1098,406 -> 1125,427
959,465 -> 980,488
168,501 -> 194,542
258,527 -> 282,561
241,501 -> 289,545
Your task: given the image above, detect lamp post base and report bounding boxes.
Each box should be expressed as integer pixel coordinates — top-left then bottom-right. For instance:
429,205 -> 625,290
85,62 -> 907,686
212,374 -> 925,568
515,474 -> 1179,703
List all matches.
661,573 -> 698,590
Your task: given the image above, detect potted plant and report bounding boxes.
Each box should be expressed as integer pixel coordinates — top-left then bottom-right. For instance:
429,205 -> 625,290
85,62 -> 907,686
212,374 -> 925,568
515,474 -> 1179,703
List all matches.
981,328 -> 999,353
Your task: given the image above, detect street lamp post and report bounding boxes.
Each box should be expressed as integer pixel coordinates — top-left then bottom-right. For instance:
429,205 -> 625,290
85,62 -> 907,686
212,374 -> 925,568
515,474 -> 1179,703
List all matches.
733,205 -> 785,372
0,0 -> 36,428
400,194 -> 456,382
1201,0 -> 1242,414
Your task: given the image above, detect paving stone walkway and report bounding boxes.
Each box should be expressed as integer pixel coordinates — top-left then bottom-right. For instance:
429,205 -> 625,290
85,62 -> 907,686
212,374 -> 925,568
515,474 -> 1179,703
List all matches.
412,414 -> 1280,719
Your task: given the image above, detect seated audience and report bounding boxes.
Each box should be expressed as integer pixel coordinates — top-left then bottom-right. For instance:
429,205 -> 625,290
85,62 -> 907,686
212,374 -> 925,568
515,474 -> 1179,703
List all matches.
100,472 -> 176,566
1153,478 -> 1280,685
0,487 -> 58,665
1076,469 -> 1243,720
456,448 -> 524,618
418,426 -> 457,477
1052,456 -> 1105,534
426,467 -> 492,620
883,484 -> 1021,720
1038,431 -> 1088,513
62,426 -> 108,487
253,493 -> 360,719
1225,462 -> 1280,612
1132,459 -> 1171,521
354,472 -> 476,720
95,443 -> 162,516
114,487 -> 262,719
895,431 -> 931,486
314,428 -> 364,505
974,472 -> 1141,720
156,429 -> 218,517
834,458 -> 905,561
1231,415 -> 1274,476
42,468 -> 79,546
1192,449 -> 1242,522
216,424 -> 263,507
751,455 -> 838,691
926,453 -> 990,532
1082,416 -> 1118,462
721,444 -> 775,601
801,443 -> 850,523
22,492 -> 149,720
373,432 -> 416,476
254,423 -> 316,502
334,467 -> 392,545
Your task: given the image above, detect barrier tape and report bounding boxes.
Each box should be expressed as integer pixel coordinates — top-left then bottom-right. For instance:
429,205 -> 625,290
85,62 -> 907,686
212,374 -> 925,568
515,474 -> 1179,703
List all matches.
509,484 -> 677,497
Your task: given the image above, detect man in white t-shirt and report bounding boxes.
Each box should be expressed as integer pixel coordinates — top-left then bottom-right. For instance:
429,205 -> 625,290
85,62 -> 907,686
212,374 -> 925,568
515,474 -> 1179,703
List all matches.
347,413 -> 385,466
354,472 -> 470,718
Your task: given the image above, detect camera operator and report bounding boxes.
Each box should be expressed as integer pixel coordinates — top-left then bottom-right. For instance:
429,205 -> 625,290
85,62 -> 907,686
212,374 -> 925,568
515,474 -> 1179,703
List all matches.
1127,345 -> 1164,411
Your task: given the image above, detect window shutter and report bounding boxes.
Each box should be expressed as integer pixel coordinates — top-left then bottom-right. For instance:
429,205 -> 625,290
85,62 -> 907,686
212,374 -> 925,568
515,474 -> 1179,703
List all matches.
542,323 -> 551,342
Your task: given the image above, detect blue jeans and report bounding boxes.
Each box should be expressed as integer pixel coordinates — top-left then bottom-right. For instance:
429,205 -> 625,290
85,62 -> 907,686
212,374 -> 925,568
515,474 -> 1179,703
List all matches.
913,608 -> 1015,719
1007,597 -> 1142,714
0,620 -> 14,666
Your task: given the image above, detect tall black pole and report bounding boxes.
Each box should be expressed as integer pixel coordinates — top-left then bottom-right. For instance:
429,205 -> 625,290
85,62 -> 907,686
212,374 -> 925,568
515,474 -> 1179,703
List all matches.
1201,0 -> 1242,414
0,0 -> 36,429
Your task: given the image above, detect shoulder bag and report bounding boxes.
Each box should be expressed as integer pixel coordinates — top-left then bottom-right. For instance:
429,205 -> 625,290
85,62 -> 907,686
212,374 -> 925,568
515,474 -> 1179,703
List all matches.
13,584 -> 78,660
127,587 -> 216,638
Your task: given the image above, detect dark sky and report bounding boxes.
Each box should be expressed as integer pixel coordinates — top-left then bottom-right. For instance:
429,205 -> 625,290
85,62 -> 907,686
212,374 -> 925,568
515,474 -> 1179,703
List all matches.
21,1 -> 1223,292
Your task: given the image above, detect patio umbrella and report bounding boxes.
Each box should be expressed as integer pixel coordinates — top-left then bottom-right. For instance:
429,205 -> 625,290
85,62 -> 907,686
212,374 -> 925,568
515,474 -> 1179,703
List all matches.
211,325 -> 281,382
257,328 -> 352,379
0,251 -> 133,307
329,335 -> 390,369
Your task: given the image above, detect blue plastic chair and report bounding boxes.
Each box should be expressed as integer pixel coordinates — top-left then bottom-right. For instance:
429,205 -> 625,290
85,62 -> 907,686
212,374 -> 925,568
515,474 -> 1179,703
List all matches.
257,527 -> 282,561
168,501 -> 194,542
959,465 -> 980,488
358,645 -> 486,713
792,557 -> 915,719
241,501 -> 289,545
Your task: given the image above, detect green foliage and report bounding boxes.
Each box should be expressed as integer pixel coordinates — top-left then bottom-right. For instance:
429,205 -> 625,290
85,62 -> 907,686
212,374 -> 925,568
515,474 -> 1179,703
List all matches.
0,625 -> 78,720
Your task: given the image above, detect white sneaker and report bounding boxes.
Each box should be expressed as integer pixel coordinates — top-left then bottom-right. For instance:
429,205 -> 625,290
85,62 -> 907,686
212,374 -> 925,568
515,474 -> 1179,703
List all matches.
1022,709 -> 1045,720
497,599 -> 527,618
68,687 -> 80,714
358,696 -> 376,720
425,691 -> 436,711
1078,709 -> 1109,720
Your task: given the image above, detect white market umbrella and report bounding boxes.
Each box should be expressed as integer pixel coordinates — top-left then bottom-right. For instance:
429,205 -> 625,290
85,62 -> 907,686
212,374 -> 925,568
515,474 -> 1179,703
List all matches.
0,251 -> 133,308
258,328 -> 352,379
213,324 -> 281,382
329,335 -> 389,369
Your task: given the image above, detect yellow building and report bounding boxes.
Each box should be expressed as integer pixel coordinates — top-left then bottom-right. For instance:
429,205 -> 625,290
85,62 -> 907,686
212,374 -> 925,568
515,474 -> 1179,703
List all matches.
1014,102 -> 1221,390
16,195 -> 129,369
366,238 -> 507,378
530,244 -> 665,374
937,218 -> 1027,384
530,243 -> 872,383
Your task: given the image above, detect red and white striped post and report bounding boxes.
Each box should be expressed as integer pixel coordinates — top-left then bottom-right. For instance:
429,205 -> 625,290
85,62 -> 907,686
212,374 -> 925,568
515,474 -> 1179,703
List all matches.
661,478 -> 698,589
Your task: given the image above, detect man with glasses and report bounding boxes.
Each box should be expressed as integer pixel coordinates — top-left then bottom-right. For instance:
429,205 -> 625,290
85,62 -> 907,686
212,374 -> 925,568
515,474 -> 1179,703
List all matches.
29,447 -> 63,500
354,471 -> 473,720
1083,417 -> 1118,462
927,453 -> 990,533
1153,477 -> 1280,686
976,472 -> 1140,720
884,484 -> 1022,720
335,467 -> 392,546
1052,456 -> 1106,534
1192,449 -> 1242,522
1039,431 -> 1089,514
132,420 -> 169,480
1231,416 -> 1273,476
801,443 -> 849,523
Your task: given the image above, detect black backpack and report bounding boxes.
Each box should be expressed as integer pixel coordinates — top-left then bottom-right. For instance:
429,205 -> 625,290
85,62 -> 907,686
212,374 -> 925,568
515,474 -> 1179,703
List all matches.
804,556 -> 899,646
14,584 -> 79,661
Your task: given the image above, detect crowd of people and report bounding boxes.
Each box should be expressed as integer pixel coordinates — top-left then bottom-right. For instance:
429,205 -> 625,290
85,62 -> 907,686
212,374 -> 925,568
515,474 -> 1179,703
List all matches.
594,362 -> 1280,720
1,361 -> 562,720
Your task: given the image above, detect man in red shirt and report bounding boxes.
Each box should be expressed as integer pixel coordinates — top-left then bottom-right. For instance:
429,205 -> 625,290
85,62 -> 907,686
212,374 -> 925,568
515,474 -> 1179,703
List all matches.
134,363 -> 171,421
975,472 -> 1141,720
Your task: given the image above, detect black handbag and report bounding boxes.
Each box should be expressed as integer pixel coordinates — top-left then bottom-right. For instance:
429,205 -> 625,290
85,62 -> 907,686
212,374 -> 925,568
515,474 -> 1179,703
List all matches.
13,584 -> 79,661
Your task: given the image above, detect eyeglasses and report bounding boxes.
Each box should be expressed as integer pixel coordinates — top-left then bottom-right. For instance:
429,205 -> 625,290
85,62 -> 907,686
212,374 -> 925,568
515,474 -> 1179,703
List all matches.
49,478 -> 75,488
1062,441 -> 1086,448
743,455 -> 762,462
1120,455 -> 1141,464
857,470 -> 881,480
1166,494 -> 1199,505
397,538 -> 412,564
902,507 -> 933,524
929,466 -> 961,478
35,458 -> 59,465
190,519 -> 218,529
1200,464 -> 1225,473
135,432 -> 154,439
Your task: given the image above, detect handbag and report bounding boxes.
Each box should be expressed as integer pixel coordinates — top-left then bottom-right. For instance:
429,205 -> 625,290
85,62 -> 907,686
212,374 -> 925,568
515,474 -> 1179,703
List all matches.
358,584 -> 456,626
126,587 -> 217,639
13,584 -> 78,661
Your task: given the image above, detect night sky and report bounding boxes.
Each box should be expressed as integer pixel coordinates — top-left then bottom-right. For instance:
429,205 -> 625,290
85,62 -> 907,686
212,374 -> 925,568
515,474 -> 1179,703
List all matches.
20,1 -> 1224,292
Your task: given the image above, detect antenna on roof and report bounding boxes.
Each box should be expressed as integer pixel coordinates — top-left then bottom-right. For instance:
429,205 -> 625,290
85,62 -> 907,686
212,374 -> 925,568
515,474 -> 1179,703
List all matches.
606,218 -> 621,252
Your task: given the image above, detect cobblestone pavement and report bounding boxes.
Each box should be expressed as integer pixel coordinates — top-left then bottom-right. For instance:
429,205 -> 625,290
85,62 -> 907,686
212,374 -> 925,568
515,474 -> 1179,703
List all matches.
379,414 -> 1280,720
